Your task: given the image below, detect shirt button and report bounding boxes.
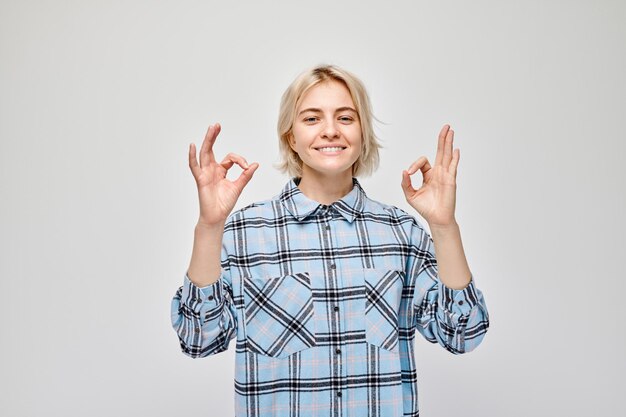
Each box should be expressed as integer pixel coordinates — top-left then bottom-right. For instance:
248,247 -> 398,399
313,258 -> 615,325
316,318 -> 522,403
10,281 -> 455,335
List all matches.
194,328 -> 200,333
334,306 -> 339,312
337,391 -> 342,397
330,264 -> 336,269
458,300 -> 464,305
335,348 -> 341,354
325,225 -> 330,230
208,295 -> 215,301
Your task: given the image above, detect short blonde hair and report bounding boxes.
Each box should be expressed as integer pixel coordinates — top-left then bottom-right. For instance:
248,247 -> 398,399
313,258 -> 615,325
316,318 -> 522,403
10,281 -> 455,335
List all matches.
276,65 -> 381,178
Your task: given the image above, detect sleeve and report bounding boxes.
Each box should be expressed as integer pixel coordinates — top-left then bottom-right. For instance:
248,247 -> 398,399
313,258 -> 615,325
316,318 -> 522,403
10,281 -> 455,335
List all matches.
407,219 -> 490,354
170,251 -> 238,359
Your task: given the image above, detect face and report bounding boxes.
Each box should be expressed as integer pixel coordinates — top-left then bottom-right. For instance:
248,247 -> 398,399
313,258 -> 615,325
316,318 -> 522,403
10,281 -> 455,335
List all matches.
290,80 -> 362,180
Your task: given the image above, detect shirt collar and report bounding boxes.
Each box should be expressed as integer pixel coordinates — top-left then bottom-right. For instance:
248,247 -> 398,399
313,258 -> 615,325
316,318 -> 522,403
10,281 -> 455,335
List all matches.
278,177 -> 366,223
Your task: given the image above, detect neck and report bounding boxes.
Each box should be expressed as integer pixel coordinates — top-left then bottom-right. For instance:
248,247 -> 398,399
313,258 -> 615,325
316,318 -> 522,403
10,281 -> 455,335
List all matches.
297,169 -> 354,205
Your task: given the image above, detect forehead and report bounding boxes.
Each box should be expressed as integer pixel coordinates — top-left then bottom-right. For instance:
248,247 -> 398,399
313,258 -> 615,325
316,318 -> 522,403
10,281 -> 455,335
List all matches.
297,80 -> 355,110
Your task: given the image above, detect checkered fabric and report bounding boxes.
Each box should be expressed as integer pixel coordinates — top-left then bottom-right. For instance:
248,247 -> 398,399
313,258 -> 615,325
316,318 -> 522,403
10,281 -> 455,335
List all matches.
171,178 -> 489,417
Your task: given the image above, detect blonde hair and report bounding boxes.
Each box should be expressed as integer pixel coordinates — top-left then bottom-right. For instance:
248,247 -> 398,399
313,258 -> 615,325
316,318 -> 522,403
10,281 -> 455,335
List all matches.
276,65 -> 381,178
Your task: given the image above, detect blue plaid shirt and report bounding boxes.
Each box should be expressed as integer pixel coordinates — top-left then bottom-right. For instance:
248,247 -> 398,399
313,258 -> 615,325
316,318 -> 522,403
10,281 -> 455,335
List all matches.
171,178 -> 489,417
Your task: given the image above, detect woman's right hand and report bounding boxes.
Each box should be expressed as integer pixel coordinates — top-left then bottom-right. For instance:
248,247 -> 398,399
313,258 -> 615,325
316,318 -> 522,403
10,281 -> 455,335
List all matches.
189,123 -> 259,227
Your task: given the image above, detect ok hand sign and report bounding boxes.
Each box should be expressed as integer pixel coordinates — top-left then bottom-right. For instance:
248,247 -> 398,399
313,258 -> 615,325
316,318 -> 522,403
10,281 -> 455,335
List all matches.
188,123 -> 259,227
401,124 -> 459,228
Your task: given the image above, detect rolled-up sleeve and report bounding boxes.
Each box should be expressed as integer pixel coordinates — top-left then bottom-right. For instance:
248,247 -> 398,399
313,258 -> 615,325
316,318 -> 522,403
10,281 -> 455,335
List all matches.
409,220 -> 489,354
171,268 -> 237,358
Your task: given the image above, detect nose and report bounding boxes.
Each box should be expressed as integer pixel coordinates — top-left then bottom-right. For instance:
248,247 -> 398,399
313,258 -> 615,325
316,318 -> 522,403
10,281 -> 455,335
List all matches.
321,120 -> 340,139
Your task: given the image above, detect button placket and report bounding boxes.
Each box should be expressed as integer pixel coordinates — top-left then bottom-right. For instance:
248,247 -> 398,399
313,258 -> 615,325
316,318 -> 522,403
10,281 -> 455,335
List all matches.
322,207 -> 344,403
322,208 -> 337,274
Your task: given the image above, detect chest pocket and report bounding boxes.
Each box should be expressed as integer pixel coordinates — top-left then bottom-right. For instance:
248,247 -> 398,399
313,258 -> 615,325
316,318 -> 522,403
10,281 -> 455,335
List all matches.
364,269 -> 403,352
243,272 -> 316,358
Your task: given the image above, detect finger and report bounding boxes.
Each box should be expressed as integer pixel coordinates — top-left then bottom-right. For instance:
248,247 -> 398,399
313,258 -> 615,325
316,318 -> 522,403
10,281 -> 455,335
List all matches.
434,124 -> 450,166
198,125 -> 211,165
214,122 -> 222,140
188,143 -> 202,179
199,125 -> 213,168
407,156 -> 431,175
442,128 -> 454,169
400,170 -> 416,198
232,162 -> 259,190
220,153 -> 250,171
449,148 -> 460,178
199,124 -> 221,167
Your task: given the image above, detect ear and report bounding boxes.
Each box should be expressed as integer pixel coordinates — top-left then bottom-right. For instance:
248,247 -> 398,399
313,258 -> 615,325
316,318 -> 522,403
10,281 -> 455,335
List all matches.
288,132 -> 296,151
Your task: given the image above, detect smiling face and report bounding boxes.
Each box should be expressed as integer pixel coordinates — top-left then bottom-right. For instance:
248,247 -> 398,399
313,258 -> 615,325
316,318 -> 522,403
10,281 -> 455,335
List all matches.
289,80 -> 363,181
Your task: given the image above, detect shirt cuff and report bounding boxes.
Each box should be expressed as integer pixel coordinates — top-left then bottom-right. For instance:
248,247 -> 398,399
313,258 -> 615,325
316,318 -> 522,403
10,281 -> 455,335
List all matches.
439,276 -> 480,317
181,274 -> 224,315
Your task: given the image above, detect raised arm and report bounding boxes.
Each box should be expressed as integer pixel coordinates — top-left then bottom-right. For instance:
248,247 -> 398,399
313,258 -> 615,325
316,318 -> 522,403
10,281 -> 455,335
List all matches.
400,124 -> 470,290
187,123 -> 258,286
401,125 -> 489,353
171,123 -> 258,358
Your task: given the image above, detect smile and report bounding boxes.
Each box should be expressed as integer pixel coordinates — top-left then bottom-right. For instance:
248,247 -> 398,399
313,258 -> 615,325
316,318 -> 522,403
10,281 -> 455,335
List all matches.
316,146 -> 346,153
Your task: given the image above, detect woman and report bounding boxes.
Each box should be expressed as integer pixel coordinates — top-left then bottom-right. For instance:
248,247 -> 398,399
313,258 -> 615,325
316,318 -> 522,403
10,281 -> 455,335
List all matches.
171,65 -> 489,417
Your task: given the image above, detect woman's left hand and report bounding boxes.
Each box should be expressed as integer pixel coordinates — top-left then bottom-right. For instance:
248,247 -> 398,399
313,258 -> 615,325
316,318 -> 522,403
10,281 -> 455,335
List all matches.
401,124 -> 459,228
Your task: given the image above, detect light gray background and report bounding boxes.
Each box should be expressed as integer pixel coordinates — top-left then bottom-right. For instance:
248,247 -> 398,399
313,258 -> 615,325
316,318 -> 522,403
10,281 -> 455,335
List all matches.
1,0 -> 624,416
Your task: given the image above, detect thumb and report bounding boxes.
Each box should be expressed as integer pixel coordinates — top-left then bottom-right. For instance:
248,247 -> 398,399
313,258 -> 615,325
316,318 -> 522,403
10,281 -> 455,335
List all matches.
400,170 -> 414,198
233,162 -> 259,191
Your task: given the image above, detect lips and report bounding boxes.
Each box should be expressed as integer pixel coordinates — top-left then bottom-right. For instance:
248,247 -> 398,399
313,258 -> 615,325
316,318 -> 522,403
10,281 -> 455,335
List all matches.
315,146 -> 347,152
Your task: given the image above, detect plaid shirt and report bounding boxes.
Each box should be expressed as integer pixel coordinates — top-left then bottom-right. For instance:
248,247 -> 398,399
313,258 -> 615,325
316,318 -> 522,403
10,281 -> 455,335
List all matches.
171,178 -> 489,417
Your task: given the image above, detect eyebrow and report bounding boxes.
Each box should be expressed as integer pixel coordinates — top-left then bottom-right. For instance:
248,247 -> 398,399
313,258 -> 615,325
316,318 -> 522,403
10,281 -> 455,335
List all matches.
297,106 -> 358,116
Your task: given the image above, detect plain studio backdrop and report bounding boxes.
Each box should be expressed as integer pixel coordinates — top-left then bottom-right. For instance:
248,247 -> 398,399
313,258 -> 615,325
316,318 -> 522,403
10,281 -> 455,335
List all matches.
1,0 -> 624,416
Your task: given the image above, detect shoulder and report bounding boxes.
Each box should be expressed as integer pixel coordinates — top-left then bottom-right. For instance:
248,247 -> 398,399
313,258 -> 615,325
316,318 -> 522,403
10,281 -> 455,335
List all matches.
224,195 -> 280,226
361,195 -> 431,240
362,195 -> 420,224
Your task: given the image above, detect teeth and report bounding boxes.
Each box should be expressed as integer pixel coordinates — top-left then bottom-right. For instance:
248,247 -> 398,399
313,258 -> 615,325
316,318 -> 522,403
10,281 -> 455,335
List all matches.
318,147 -> 344,152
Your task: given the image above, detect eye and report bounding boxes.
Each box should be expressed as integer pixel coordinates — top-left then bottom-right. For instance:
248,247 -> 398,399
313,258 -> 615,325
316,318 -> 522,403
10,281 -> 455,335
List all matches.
339,116 -> 354,123
303,116 -> 318,123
